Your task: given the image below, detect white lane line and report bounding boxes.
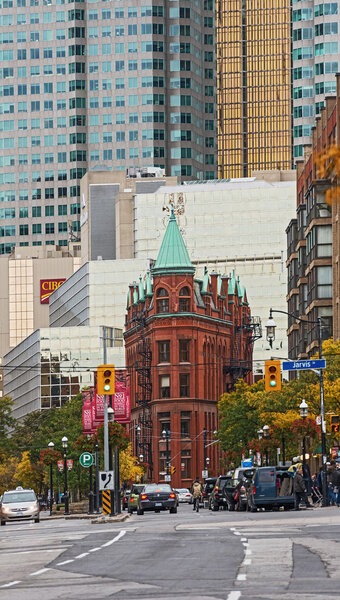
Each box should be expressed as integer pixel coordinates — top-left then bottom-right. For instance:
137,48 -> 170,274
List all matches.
242,558 -> 252,566
75,552 -> 89,559
230,527 -> 236,531
227,592 -> 241,600
245,548 -> 252,555
236,574 -> 246,581
241,537 -> 247,542
233,531 -> 241,536
89,547 -> 101,552
101,529 -> 126,548
0,581 -> 21,588
57,559 -> 74,566
29,568 -> 50,577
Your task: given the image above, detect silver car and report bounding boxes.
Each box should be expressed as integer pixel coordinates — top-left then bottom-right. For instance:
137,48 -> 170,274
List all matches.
0,487 -> 40,525
174,488 -> 193,503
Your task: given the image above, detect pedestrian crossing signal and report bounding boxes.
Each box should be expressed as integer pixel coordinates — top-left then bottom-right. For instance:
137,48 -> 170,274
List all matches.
331,416 -> 339,434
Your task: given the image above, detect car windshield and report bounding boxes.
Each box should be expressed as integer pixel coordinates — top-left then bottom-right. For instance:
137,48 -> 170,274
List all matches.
3,492 -> 36,503
144,484 -> 172,493
131,486 -> 144,494
176,488 -> 189,493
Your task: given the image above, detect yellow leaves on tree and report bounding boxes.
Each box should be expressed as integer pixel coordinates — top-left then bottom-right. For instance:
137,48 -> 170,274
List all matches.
119,444 -> 144,485
0,456 -> 19,495
316,145 -> 340,205
14,451 -> 45,492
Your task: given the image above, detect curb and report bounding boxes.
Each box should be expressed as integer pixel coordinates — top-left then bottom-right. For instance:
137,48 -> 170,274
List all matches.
91,513 -> 130,524
41,512 -> 130,522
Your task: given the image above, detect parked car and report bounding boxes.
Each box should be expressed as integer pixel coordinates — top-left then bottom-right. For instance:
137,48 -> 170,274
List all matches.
137,483 -> 178,515
174,488 -> 192,503
209,475 -> 232,511
127,484 -> 145,514
122,489 -> 131,510
246,466 -> 295,512
203,477 -> 217,506
0,487 -> 40,525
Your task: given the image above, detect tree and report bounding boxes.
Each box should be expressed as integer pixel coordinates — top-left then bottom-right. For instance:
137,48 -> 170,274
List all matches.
119,444 -> 144,484
316,145 -> 340,205
0,456 -> 19,494
14,451 -> 42,491
0,396 -> 15,455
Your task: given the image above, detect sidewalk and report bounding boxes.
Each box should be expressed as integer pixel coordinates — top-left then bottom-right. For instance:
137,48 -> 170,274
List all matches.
41,511 -> 130,523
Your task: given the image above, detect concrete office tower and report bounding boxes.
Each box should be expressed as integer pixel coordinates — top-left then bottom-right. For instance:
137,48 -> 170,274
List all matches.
216,0 -> 292,178
0,0 -> 216,255
292,0 -> 340,161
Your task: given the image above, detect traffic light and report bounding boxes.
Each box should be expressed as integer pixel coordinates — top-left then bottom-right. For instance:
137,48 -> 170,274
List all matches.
265,360 -> 282,392
97,365 -> 115,395
331,416 -> 339,434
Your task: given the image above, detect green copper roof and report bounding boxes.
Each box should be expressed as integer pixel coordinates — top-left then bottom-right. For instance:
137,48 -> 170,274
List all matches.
132,284 -> 138,306
138,275 -> 145,303
217,273 -> 225,298
145,270 -> 153,297
202,266 -> 210,294
152,206 -> 195,276
228,271 -> 237,295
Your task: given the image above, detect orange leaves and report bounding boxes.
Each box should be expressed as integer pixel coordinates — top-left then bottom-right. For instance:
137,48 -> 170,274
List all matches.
316,145 -> 340,205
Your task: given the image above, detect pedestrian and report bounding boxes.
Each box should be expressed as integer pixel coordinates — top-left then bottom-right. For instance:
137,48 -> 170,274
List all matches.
328,461 -> 337,506
329,462 -> 340,507
294,466 -> 312,510
191,477 -> 203,511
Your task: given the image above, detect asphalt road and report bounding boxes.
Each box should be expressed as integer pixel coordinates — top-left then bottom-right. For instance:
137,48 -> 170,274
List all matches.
1,504 -> 340,599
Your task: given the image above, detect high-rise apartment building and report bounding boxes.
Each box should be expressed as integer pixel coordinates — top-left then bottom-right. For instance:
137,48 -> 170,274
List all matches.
292,0 -> 340,160
216,0 -> 292,178
0,0 -> 216,255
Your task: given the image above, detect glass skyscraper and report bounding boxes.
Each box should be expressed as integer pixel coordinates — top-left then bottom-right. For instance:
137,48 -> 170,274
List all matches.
0,0 -> 216,255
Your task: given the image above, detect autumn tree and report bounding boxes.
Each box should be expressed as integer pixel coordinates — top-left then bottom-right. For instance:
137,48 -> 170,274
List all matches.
316,145 -> 340,205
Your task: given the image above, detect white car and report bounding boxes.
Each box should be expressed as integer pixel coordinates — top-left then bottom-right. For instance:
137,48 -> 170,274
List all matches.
0,487 -> 40,525
175,488 -> 193,503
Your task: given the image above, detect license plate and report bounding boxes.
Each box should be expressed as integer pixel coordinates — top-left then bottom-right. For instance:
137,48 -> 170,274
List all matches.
16,512 -> 23,516
155,503 -> 162,507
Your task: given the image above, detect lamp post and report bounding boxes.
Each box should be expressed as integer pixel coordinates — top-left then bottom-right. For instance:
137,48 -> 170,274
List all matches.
206,456 -> 210,474
62,436 -> 69,515
48,441 -> 54,516
266,308 -> 327,506
299,399 -> 308,467
162,429 -> 170,481
94,438 -> 100,514
263,425 -> 270,466
135,424 -> 141,456
203,428 -> 207,480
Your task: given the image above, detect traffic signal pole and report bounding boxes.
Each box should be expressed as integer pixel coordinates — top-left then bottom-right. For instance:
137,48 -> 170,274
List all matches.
103,328 -> 109,473
318,317 -> 328,506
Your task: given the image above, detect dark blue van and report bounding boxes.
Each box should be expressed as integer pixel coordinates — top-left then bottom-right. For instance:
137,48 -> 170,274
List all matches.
247,466 -> 295,511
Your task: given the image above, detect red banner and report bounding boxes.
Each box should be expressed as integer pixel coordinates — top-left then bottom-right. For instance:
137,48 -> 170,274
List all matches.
82,371 -> 131,433
40,279 -> 66,304
114,370 -> 131,424
82,392 -> 93,434
94,393 -> 105,420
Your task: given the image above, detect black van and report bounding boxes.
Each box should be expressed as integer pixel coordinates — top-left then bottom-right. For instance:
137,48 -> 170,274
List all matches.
246,466 -> 295,511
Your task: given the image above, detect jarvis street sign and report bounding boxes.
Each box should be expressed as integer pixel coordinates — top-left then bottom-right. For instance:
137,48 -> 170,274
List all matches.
282,359 -> 326,371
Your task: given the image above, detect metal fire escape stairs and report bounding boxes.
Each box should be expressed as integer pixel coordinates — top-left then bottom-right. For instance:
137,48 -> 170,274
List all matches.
224,316 -> 262,392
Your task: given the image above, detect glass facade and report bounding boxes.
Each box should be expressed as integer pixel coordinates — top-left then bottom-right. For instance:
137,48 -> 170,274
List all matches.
4,326 -> 124,420
0,0 -> 216,255
292,0 -> 340,160
216,0 -> 292,178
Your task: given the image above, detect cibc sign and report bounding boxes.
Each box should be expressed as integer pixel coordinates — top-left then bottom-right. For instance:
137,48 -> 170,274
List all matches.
40,279 -> 66,304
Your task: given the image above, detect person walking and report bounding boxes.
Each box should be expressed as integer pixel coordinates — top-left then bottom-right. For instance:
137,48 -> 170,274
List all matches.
294,466 -> 312,510
191,478 -> 203,512
329,462 -> 340,507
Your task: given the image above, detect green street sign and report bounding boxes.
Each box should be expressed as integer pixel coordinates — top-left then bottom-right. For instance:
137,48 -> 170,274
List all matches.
79,452 -> 94,468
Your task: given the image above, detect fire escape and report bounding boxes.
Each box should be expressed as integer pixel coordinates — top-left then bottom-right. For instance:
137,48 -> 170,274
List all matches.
223,316 -> 262,392
133,314 -> 153,480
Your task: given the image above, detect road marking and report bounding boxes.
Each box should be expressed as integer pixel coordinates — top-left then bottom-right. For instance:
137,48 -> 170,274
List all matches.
236,574 -> 246,581
0,581 -> 21,588
245,548 -> 252,555
102,529 -> 126,547
75,552 -> 89,559
29,568 -> 50,577
241,537 -> 247,541
233,531 -> 241,536
89,547 -> 101,552
57,559 -> 74,566
227,592 -> 241,600
242,558 -> 252,566
230,527 -> 236,531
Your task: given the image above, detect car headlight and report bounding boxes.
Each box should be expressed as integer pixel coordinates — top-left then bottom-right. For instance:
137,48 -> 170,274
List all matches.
29,504 -> 38,511
2,507 -> 10,513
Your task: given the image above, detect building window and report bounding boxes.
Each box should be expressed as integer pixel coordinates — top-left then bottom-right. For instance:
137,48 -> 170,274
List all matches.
159,375 -> 170,398
158,341 -> 170,363
179,373 -> 189,397
179,286 -> 190,311
180,412 -> 190,438
181,449 -> 191,479
156,288 -> 169,313
179,340 -> 190,362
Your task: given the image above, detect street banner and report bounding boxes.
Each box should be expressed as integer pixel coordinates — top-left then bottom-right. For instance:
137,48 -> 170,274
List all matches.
114,370 -> 131,423
57,460 -> 64,472
91,398 -> 102,429
94,392 -> 105,420
82,392 -> 93,434
67,459 -> 73,470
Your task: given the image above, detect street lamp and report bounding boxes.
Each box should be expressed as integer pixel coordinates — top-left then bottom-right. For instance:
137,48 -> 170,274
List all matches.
299,399 -> 308,466
48,441 -> 54,516
162,429 -> 170,480
266,308 -> 327,506
62,436 -> 69,515
135,424 -> 141,456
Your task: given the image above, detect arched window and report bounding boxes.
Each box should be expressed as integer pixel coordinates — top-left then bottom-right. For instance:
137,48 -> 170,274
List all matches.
179,286 -> 190,311
156,287 -> 169,313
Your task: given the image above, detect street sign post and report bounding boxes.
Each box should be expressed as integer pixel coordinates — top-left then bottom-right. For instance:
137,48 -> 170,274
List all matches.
202,469 -> 208,479
282,359 -> 326,371
79,452 -> 94,468
99,470 -> 114,490
165,474 -> 171,482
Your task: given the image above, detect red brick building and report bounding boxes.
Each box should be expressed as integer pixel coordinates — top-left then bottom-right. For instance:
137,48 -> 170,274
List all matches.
124,208 -> 254,487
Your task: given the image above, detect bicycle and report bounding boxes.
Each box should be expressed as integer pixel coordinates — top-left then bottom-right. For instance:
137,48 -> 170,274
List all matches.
193,496 -> 200,512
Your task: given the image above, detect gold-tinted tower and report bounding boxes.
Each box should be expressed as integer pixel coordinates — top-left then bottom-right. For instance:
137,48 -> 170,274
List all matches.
217,0 -> 292,178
